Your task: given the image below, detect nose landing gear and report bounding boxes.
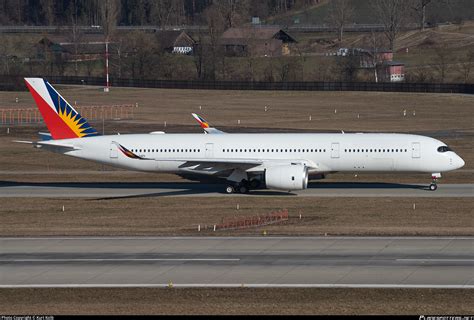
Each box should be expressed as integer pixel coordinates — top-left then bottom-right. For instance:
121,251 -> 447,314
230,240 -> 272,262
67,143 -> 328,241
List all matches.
429,173 -> 441,191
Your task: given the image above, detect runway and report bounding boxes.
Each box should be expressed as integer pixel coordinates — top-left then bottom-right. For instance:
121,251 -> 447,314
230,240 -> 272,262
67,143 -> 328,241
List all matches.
0,182 -> 472,198
1,237 -> 473,288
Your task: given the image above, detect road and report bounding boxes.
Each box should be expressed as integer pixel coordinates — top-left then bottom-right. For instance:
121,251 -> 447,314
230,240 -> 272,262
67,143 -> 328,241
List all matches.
0,182 -> 472,198
1,237 -> 473,288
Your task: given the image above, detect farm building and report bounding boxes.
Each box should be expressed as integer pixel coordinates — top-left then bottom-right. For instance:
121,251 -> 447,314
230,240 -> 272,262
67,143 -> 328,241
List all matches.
377,61 -> 406,82
157,30 -> 196,55
357,49 -> 394,68
220,27 -> 297,57
35,35 -> 115,62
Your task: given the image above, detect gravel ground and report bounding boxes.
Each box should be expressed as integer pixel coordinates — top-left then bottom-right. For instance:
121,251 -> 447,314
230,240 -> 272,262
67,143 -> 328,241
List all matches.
0,288 -> 472,315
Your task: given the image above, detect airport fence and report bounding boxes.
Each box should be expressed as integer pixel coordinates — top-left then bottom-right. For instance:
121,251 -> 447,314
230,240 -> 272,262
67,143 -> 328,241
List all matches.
1,75 -> 473,94
214,209 -> 289,231
0,104 -> 136,125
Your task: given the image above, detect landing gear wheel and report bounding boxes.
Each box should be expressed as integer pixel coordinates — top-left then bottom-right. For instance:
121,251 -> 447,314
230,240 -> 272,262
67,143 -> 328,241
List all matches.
250,179 -> 261,189
429,183 -> 438,191
225,185 -> 235,194
238,184 -> 249,194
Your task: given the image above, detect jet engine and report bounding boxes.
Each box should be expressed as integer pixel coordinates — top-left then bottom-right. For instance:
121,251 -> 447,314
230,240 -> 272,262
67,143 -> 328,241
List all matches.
265,164 -> 309,191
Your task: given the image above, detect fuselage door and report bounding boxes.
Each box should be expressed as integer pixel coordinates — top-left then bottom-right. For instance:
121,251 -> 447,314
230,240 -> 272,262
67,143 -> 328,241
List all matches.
205,143 -> 214,158
331,143 -> 340,159
412,142 -> 421,158
110,143 -> 118,159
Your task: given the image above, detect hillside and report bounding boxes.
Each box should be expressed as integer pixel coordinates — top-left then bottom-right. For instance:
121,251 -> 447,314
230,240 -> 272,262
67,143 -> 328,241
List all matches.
268,0 -> 474,26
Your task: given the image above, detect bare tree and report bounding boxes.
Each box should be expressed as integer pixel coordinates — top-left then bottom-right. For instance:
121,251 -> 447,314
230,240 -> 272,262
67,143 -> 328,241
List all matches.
371,0 -> 410,51
68,0 -> 84,76
0,36 -> 12,74
368,31 -> 385,82
406,67 -> 434,83
149,0 -> 185,27
333,55 -> 359,82
432,46 -> 449,83
122,32 -> 161,80
214,0 -> 250,29
327,0 -> 354,42
457,49 -> 474,83
411,0 -> 433,30
202,4 -> 226,80
193,30 -> 205,79
100,0 -> 120,41
39,0 -> 55,25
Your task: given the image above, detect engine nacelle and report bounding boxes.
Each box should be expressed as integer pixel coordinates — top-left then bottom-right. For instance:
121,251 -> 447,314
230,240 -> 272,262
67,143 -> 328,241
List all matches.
265,164 -> 309,191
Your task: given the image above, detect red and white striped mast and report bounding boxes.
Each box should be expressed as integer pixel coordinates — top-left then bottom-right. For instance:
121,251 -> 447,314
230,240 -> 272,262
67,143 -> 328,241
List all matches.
104,40 -> 110,92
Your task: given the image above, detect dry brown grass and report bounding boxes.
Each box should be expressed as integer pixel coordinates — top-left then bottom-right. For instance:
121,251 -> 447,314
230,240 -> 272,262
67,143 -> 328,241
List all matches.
0,288 -> 472,315
0,197 -> 472,237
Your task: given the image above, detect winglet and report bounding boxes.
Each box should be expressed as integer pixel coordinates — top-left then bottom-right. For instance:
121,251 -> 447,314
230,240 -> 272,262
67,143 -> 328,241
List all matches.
191,113 -> 226,134
192,113 -> 210,129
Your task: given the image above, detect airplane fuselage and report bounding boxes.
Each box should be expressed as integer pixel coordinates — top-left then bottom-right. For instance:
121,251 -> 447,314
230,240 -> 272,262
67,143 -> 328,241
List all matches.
52,132 -> 464,175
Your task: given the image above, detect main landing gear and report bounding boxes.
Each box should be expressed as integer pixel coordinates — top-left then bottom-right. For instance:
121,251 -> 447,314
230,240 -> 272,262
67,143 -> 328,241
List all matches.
429,173 -> 441,191
225,179 -> 260,194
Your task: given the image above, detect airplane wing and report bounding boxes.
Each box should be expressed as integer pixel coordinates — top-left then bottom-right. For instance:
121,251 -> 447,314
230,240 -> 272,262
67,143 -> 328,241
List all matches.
192,113 -> 226,134
158,158 -> 317,174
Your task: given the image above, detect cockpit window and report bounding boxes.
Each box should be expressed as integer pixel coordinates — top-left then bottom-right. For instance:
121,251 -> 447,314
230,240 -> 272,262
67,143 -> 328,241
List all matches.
437,146 -> 452,153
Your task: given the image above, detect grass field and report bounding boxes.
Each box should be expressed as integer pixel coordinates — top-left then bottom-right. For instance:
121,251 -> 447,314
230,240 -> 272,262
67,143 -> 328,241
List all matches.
0,86 -> 472,237
1,197 -> 472,237
0,288 -> 472,315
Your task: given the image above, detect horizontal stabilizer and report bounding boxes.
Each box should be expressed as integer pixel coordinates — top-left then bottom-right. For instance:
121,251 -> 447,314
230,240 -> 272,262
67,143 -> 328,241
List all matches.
38,132 -> 53,141
14,139 -> 79,151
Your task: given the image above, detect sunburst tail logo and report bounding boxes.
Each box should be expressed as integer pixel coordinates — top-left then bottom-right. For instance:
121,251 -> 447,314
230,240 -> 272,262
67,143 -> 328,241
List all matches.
24,78 -> 99,140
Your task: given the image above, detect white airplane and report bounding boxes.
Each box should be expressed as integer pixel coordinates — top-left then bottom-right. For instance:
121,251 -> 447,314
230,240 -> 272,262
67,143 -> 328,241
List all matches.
20,78 -> 465,194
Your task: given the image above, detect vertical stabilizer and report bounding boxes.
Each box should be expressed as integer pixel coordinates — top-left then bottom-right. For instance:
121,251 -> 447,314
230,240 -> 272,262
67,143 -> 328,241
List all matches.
25,78 -> 98,140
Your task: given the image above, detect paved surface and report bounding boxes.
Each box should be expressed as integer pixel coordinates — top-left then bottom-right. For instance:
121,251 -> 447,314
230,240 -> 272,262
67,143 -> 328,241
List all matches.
0,182 -> 472,198
1,237 -> 473,288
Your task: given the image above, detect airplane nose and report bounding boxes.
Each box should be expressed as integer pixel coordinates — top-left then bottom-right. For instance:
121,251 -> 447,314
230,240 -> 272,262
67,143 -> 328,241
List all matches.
455,155 -> 465,169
